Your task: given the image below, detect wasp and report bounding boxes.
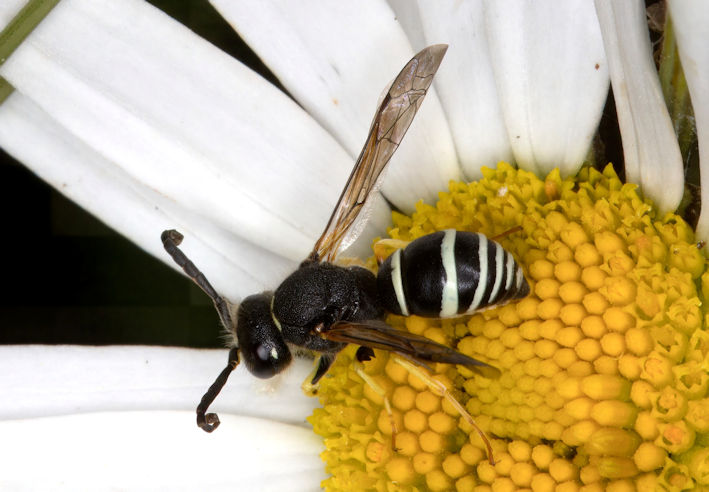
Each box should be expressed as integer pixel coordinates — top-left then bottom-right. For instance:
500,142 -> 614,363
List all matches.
162,44 -> 529,464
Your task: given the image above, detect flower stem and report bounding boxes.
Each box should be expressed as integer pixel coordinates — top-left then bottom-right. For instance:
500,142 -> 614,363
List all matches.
0,0 -> 60,103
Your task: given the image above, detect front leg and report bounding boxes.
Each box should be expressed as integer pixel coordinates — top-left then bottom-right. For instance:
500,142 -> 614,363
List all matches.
304,348 -> 399,451
301,354 -> 336,396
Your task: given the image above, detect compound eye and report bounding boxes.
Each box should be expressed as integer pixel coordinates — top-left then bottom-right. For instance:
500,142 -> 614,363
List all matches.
237,293 -> 293,379
248,342 -> 290,379
256,343 -> 278,362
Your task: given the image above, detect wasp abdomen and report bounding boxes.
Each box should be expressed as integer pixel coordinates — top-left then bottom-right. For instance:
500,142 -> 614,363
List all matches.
377,229 -> 529,318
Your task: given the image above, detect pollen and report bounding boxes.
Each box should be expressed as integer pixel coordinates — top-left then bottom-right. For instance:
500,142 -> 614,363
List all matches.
309,163 -> 709,490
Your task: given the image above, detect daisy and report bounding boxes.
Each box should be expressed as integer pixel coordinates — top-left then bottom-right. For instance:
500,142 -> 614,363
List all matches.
0,0 -> 706,490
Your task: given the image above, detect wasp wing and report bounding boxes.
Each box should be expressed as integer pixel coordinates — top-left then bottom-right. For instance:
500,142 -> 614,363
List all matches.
321,320 -> 501,379
309,44 -> 448,263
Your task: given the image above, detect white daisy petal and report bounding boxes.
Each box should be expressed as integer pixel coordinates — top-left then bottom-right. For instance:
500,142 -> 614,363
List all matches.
1,345 -> 324,488
416,0 -> 513,179
0,0 -> 378,270
0,412 -> 324,491
595,0 -> 683,214
0,345 -> 318,424
484,0 -> 609,177
669,0 -> 709,239
0,93 -> 295,299
209,0 -> 461,210
0,0 -> 24,26
387,0 -> 427,51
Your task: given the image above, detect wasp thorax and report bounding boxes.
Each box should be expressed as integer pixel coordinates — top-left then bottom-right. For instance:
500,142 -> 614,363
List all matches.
272,263 -> 382,353
236,293 -> 292,378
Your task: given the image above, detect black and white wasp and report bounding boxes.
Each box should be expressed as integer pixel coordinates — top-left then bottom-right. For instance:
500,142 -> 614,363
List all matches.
162,44 -> 529,461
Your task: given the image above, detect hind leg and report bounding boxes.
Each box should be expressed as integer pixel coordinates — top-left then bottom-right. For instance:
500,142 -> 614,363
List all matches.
392,356 -> 496,465
353,357 -> 398,451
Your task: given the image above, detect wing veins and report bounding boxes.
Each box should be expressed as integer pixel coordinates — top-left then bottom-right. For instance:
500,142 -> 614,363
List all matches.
321,320 -> 501,379
309,45 -> 448,263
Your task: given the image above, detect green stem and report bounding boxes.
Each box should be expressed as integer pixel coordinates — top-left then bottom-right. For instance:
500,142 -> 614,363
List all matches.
0,0 -> 61,102
0,76 -> 12,104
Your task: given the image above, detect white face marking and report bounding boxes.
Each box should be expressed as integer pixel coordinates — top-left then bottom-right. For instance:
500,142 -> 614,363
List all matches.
439,229 -> 459,318
390,249 -> 409,316
270,347 -> 279,360
466,233 -> 488,313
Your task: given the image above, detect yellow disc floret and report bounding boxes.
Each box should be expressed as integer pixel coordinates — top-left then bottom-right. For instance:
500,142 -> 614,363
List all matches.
309,163 -> 709,490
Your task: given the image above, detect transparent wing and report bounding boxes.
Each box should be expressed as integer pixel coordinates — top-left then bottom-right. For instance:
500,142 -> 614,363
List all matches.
308,44 -> 448,263
320,319 -> 501,379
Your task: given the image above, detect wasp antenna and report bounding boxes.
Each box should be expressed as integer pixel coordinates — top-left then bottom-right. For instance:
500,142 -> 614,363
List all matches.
161,229 -> 234,331
196,347 -> 240,432
392,356 -> 496,465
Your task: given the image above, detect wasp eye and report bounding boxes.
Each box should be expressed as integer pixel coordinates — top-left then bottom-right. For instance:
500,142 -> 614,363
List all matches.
247,341 -> 290,379
256,343 -> 278,362
237,293 -> 292,379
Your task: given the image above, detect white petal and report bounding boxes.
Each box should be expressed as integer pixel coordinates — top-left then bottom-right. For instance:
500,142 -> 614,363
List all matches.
1,345 -> 326,489
484,0 -> 609,177
0,0 -> 24,26
669,1 -> 709,239
209,0 -> 461,210
0,0 -> 382,267
387,0 -> 427,51
416,0 -> 513,179
595,0 -> 683,214
0,93 -> 295,299
0,412 -> 325,491
0,345 -> 319,425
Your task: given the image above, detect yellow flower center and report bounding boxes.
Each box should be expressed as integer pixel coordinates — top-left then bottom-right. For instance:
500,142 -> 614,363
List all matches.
309,163 -> 709,491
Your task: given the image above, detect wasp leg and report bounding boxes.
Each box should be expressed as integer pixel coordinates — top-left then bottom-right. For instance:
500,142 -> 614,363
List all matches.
355,346 -> 375,362
373,238 -> 411,264
333,256 -> 368,268
392,355 -> 496,465
353,357 -> 399,451
489,225 -> 523,242
196,347 -> 240,432
302,354 -> 336,396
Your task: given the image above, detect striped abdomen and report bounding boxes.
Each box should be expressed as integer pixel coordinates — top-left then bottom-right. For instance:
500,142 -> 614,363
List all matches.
377,229 -> 529,318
